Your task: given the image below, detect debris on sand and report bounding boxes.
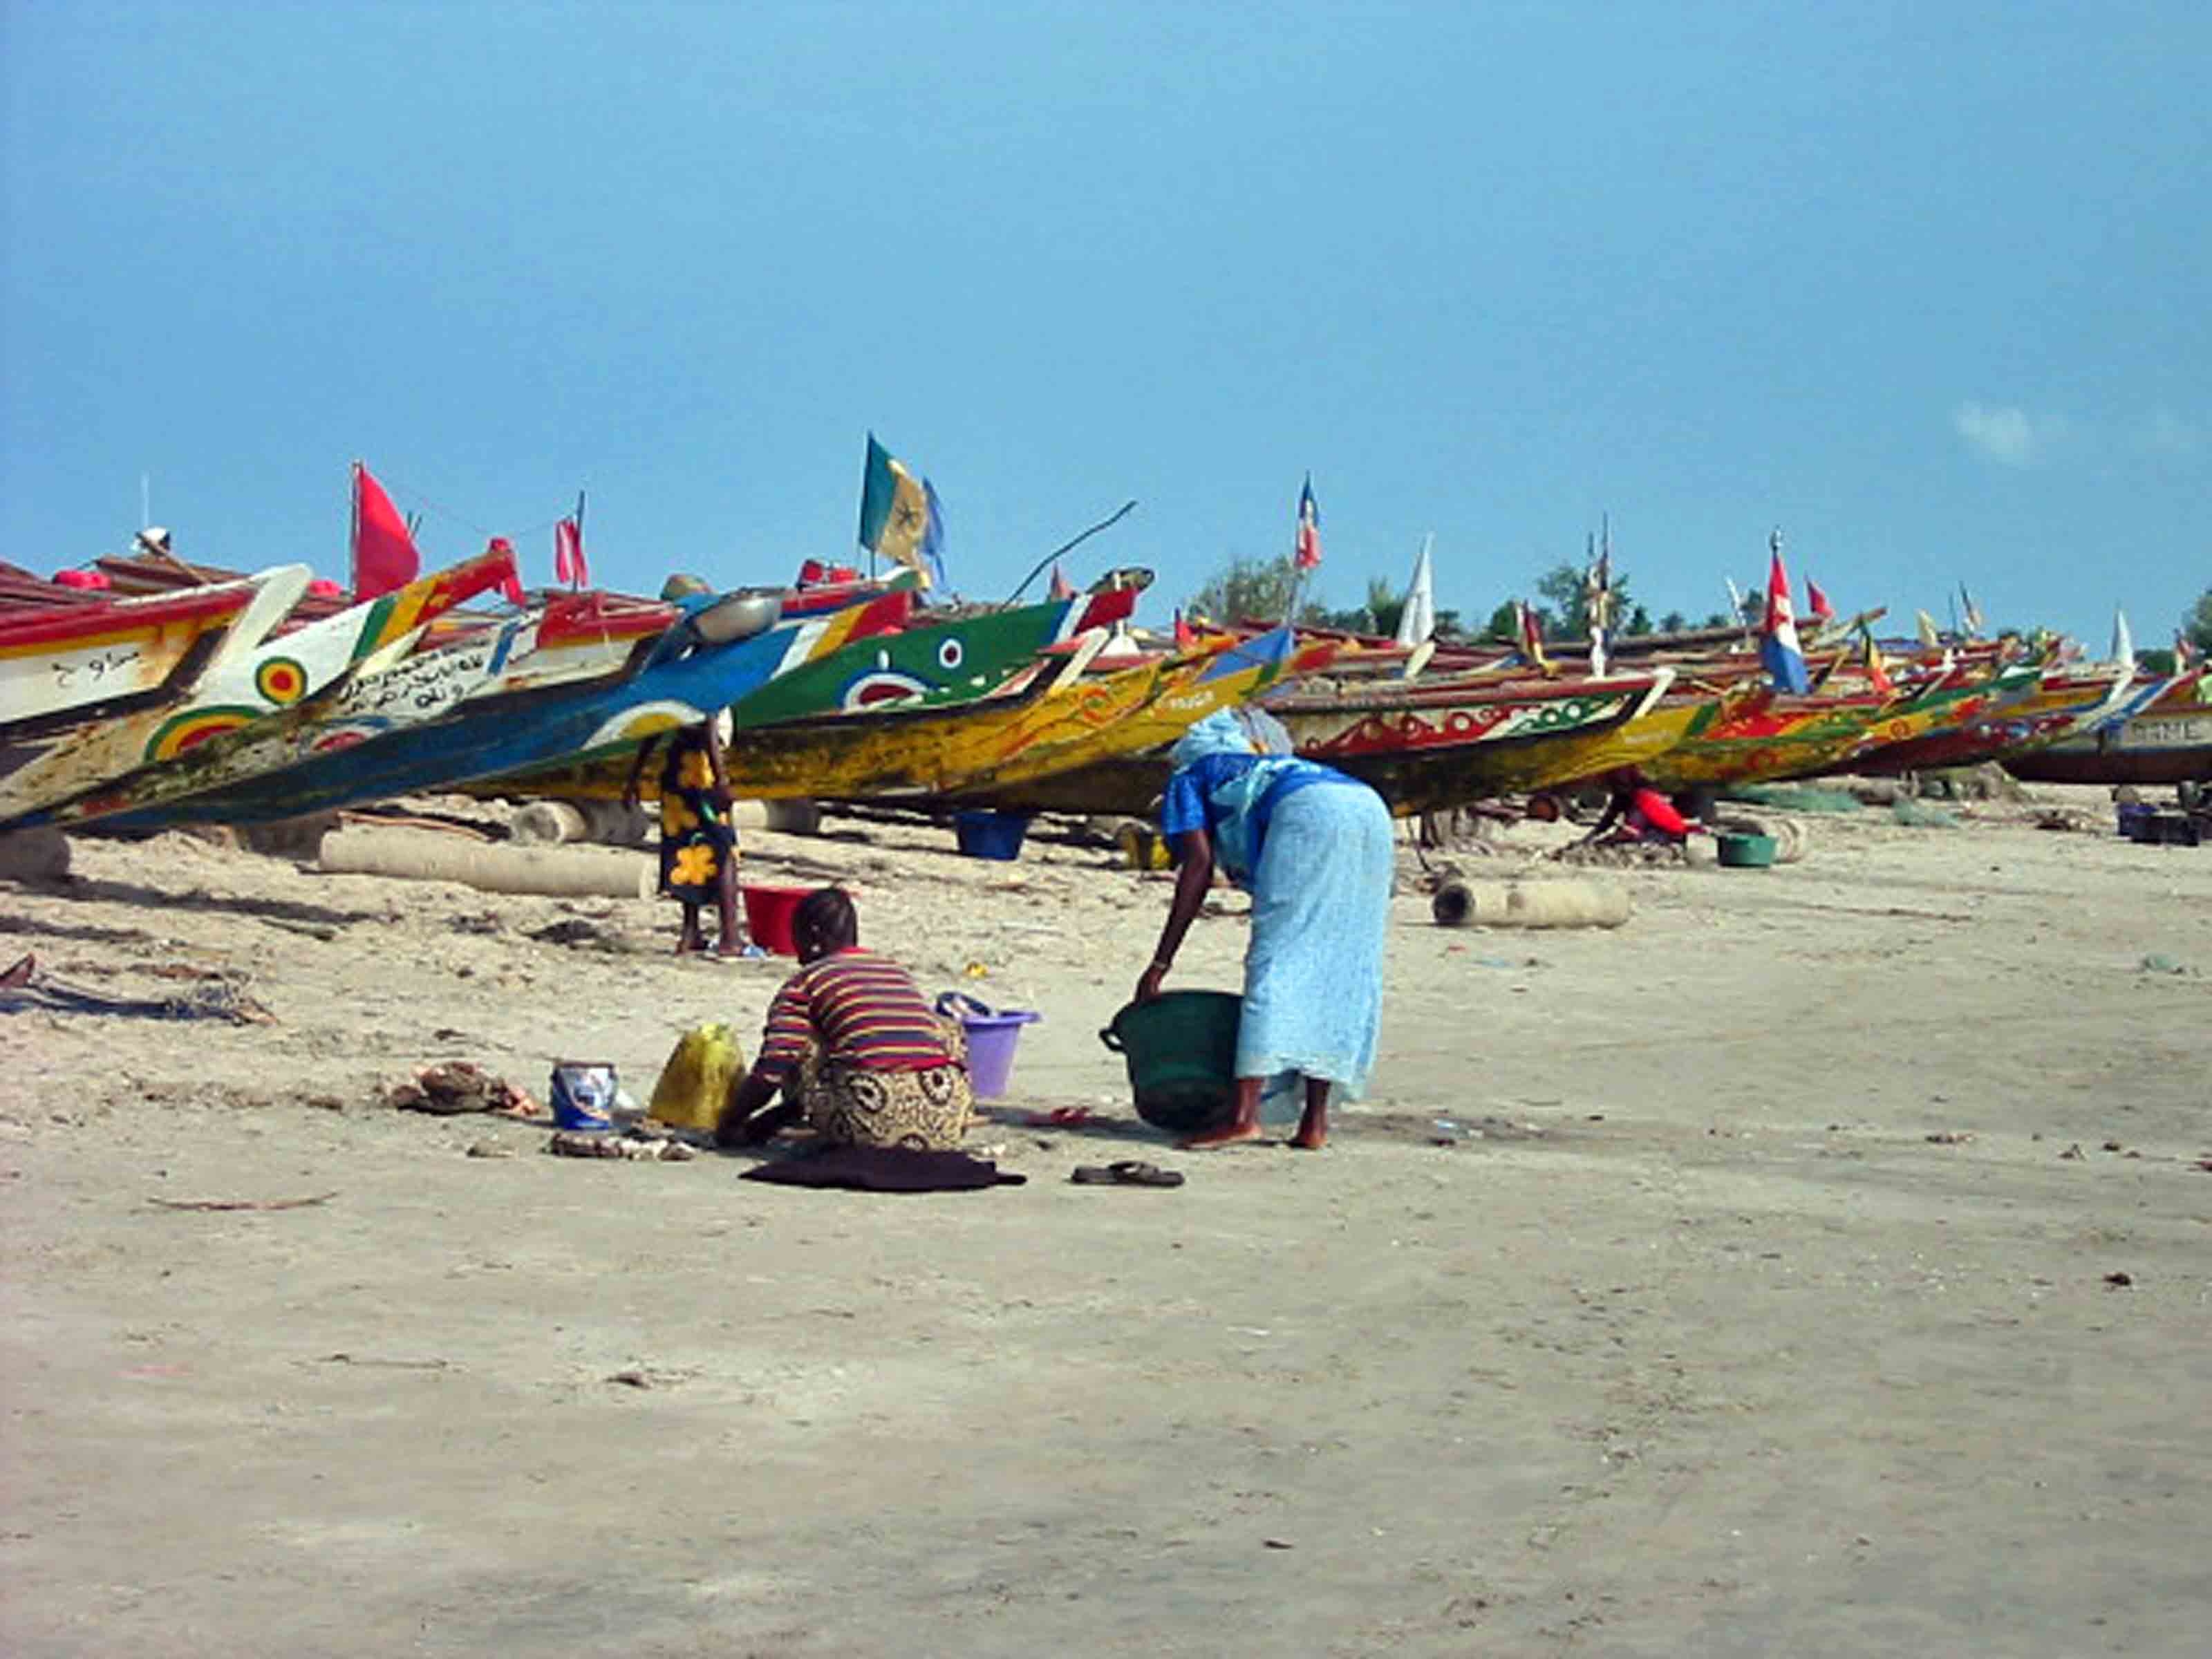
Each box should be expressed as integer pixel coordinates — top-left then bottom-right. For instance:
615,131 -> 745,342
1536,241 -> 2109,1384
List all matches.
149,1190 -> 337,1213
547,1130 -> 695,1161
0,953 -> 273,1024
383,1061 -> 541,1118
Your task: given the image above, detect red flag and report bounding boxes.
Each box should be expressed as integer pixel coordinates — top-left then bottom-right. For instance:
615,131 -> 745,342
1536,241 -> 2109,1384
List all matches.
1293,475 -> 1322,570
1805,575 -> 1834,623
491,537 -> 525,605
1048,561 -> 1076,601
1173,608 -> 1197,650
1863,628 -> 1895,694
350,462 -> 420,599
554,518 -> 588,588
1517,599 -> 1548,669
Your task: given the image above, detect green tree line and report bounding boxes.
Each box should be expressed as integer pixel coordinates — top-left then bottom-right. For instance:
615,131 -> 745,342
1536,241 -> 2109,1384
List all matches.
1185,554 -> 1743,642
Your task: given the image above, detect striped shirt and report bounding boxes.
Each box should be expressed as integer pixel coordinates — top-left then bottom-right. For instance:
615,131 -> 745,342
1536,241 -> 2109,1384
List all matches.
754,948 -> 955,1080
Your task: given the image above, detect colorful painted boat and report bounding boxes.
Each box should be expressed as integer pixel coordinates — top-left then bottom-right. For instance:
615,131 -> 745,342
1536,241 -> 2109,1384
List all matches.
0,547 -> 513,821
1849,665 -> 2138,775
475,583 -> 1149,804
0,573 -> 277,732
26,603 -> 564,833
498,626 -> 1325,806
2003,669 -> 2212,787
1646,665 -> 2038,791
1264,668 -> 1675,812
724,579 -> 1144,727
965,665 -> 1715,818
756,625 -> 1326,802
75,589 -> 885,830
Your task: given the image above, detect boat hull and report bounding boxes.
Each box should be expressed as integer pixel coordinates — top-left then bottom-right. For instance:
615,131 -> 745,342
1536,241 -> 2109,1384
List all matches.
0,550 -> 514,823
498,629 -> 1320,806
1,579 -> 267,731
82,594 -> 880,829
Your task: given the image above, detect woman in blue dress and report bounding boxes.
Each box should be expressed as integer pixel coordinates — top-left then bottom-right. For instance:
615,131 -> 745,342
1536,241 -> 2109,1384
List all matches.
1135,706 -> 1394,1150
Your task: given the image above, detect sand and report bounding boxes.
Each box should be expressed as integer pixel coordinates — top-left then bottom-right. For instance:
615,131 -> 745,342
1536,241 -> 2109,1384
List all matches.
2,789 -> 2207,1656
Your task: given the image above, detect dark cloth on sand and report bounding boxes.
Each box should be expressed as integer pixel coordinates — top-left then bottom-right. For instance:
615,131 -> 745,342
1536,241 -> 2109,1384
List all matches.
739,1145 -> 1024,1192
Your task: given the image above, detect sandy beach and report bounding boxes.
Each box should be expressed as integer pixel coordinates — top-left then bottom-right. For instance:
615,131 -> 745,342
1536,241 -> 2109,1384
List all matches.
3,788 -> 2207,1656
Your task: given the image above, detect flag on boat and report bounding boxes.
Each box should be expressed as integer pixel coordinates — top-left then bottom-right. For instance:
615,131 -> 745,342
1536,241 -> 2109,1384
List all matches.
1916,610 -> 1942,647
491,538 -> 525,606
1293,475 -> 1322,570
1173,608 -> 1197,650
554,517 -> 588,588
1585,528 -> 1612,677
1760,532 -> 1810,694
1515,599 -> 1549,671
350,462 -> 420,600
1959,583 -> 1985,637
1860,624 -> 1895,694
919,478 -> 947,587
856,433 -> 940,589
1048,562 -> 1077,601
1394,534 -> 1436,649
2108,609 -> 2133,668
1805,575 -> 1834,624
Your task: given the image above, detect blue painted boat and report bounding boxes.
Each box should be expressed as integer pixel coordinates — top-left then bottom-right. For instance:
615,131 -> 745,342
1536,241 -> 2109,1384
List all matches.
93,590 -> 843,830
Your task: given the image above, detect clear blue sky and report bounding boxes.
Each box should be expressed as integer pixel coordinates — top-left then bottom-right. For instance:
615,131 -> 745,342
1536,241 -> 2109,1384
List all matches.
4,1 -> 2205,647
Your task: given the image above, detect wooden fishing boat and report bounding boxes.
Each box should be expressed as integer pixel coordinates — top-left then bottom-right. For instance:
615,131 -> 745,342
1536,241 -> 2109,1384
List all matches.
30,608 -> 559,830
964,666 -> 1717,819
1848,665 -> 2138,775
501,626 -> 1326,806
1646,666 -> 2036,791
0,546 -> 513,822
2003,669 -> 2212,787
68,588 -> 883,830
0,572 -> 279,732
724,579 -> 1144,727
476,583 -> 1154,803
1264,668 -> 1675,809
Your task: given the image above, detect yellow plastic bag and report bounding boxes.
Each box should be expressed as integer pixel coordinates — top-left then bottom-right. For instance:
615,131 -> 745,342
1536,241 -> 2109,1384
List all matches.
648,1022 -> 745,1133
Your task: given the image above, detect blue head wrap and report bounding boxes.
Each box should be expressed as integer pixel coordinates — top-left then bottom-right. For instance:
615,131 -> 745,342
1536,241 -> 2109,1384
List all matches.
1170,706 -> 1296,768
1170,709 -> 1257,769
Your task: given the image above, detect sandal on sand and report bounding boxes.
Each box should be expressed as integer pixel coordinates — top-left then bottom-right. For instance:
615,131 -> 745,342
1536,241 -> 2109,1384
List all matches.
1071,1161 -> 1184,1188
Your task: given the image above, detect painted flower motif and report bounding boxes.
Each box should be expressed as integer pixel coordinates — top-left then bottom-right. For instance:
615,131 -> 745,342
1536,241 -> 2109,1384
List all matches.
670,844 -> 718,887
677,750 -> 716,791
662,796 -> 699,835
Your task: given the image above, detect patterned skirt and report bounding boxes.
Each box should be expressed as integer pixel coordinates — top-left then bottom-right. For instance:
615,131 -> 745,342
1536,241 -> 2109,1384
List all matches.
791,1016 -> 973,1152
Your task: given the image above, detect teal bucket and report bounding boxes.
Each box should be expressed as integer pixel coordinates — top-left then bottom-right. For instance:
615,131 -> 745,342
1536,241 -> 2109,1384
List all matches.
1100,991 -> 1241,1136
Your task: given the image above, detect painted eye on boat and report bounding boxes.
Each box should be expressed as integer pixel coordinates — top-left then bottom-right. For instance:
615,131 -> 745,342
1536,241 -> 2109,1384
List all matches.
938,639 -> 964,670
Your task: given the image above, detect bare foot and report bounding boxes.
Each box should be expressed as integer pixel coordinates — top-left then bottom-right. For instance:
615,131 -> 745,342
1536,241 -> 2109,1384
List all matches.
1178,1120 -> 1264,1151
1288,1127 -> 1328,1151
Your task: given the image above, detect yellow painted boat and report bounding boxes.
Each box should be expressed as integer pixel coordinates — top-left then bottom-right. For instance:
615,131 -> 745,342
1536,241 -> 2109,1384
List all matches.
500,626 -> 1322,805
966,668 -> 1718,819
1486,684 -> 1718,797
1644,666 -> 2035,790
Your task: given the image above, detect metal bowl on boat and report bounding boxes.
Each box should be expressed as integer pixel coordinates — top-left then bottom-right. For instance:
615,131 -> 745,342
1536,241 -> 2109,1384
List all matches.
691,590 -> 782,644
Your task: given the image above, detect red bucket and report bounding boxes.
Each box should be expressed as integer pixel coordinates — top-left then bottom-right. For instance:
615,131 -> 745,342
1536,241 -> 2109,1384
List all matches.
740,884 -> 810,956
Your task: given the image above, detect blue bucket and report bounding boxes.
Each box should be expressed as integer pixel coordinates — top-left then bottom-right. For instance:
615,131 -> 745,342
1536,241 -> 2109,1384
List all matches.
550,1060 -> 618,1130
953,809 -> 1030,861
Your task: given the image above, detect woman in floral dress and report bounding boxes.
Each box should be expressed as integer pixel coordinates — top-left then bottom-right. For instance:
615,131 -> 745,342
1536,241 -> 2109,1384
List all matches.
624,715 -> 749,956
